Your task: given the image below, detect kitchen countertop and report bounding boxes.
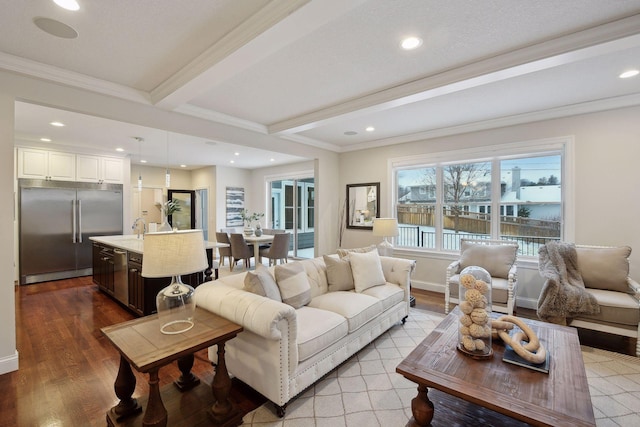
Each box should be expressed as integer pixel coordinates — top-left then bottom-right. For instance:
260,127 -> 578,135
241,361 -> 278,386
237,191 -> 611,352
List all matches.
89,234 -> 228,255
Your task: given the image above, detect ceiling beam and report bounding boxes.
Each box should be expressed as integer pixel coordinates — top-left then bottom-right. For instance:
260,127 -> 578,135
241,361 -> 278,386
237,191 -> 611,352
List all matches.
268,14 -> 640,135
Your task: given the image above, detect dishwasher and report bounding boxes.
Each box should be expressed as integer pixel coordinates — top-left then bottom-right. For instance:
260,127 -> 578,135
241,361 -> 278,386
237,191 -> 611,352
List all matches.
113,248 -> 129,306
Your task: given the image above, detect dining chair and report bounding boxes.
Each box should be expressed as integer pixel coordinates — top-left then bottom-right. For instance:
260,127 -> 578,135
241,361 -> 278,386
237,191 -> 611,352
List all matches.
215,232 -> 232,267
229,233 -> 254,271
259,233 -> 290,266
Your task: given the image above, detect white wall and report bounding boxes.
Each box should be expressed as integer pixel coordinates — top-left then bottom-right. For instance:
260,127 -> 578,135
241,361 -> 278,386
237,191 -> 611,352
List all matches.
0,93 -> 17,374
339,105 -> 640,309
215,165 -> 252,233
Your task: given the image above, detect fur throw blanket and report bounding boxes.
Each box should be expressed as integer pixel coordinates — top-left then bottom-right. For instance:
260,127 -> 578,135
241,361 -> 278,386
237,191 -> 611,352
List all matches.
537,241 -> 600,325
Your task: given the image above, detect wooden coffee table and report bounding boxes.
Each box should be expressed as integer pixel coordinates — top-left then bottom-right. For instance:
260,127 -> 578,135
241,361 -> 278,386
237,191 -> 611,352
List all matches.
396,307 -> 596,426
102,307 -> 243,427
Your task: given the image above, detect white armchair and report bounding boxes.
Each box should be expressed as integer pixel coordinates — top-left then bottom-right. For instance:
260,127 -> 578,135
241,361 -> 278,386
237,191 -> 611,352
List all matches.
566,245 -> 640,357
446,238 -> 518,315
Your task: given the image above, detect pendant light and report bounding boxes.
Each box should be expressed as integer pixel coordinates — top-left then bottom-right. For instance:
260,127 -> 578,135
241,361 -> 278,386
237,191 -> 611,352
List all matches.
134,137 -> 144,191
165,132 -> 171,188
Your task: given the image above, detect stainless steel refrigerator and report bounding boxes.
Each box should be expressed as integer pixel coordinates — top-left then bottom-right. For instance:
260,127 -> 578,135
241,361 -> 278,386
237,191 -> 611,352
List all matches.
19,179 -> 123,285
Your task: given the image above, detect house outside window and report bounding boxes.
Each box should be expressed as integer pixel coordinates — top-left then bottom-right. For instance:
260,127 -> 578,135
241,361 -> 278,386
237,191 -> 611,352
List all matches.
393,138 -> 569,256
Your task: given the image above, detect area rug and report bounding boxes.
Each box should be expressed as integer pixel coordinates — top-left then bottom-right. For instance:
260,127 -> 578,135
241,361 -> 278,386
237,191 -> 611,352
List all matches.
240,308 -> 640,427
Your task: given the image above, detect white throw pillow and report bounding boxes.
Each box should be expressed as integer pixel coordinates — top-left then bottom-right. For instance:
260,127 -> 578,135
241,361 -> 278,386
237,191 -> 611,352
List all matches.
243,264 -> 282,302
349,250 -> 386,293
323,255 -> 354,292
275,262 -> 311,308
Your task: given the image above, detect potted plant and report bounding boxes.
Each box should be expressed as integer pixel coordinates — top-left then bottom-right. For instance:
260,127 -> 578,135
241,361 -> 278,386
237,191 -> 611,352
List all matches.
240,209 -> 264,236
159,199 -> 181,231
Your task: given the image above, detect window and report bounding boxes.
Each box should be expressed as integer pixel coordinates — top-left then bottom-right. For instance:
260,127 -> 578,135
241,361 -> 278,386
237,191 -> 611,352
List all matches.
393,138 -> 569,256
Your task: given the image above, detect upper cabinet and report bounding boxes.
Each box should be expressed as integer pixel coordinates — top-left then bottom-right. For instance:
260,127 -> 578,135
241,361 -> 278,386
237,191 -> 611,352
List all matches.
76,155 -> 123,184
17,148 -> 124,184
17,148 -> 76,181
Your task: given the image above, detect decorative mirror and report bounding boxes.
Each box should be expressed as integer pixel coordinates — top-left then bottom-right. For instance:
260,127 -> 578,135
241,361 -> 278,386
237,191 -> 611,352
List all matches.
346,183 -> 380,230
167,189 -> 196,230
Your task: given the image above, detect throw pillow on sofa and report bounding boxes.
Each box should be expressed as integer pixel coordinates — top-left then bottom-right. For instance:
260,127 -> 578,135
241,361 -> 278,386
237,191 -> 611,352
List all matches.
337,245 -> 376,258
275,262 -> 311,308
349,250 -> 386,293
243,263 -> 282,302
323,254 -> 354,292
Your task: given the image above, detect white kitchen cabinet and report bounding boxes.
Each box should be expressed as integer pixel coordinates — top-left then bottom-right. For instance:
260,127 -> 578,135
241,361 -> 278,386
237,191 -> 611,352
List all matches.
17,148 -> 76,181
76,155 -> 123,184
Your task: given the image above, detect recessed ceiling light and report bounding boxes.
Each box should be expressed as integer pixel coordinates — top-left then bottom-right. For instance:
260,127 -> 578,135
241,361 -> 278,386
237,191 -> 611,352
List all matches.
33,17 -> 78,39
401,36 -> 422,50
140,159 -> 147,164
270,158 -> 275,162
180,164 -> 187,168
230,160 -> 235,164
115,147 -> 124,152
50,121 -> 65,127
344,131 -> 358,136
365,126 -> 375,132
234,152 -> 240,156
40,138 -> 52,142
53,0 -> 80,11
619,69 -> 639,79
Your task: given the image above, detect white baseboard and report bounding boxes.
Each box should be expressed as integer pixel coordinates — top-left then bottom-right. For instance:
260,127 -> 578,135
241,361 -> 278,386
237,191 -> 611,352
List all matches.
411,281 -> 539,311
0,350 -> 19,375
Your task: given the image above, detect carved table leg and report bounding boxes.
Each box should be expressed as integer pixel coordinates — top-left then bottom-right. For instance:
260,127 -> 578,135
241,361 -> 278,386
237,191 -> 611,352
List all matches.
408,384 -> 434,427
209,341 -> 241,425
142,368 -> 167,427
108,354 -> 142,423
174,353 -> 200,391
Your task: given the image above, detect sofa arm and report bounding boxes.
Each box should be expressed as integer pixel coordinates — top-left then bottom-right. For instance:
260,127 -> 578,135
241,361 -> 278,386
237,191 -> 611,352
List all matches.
380,256 -> 415,288
195,282 -> 297,341
628,277 -> 640,298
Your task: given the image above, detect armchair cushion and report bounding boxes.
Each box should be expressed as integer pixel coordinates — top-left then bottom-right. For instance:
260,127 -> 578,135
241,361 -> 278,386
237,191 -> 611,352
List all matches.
575,246 -> 631,292
577,288 -> 640,326
460,241 -> 517,279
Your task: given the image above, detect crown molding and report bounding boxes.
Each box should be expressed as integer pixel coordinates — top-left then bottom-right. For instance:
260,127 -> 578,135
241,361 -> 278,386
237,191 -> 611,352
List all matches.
340,92 -> 640,152
269,14 -> 640,135
278,133 -> 342,152
0,52 -> 151,104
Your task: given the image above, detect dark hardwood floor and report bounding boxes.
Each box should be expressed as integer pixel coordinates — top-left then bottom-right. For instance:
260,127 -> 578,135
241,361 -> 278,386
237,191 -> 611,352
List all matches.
0,279 -> 634,427
0,277 -> 263,427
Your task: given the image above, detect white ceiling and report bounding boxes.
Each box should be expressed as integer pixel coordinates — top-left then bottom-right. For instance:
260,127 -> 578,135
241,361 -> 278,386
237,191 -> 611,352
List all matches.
3,0 -> 640,169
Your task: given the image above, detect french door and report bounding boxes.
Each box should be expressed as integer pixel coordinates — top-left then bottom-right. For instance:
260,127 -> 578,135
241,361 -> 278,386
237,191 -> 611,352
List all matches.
269,177 -> 314,259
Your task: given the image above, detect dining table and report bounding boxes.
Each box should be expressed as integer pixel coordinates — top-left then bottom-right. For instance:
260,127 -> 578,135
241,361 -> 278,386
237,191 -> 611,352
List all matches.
244,234 -> 274,265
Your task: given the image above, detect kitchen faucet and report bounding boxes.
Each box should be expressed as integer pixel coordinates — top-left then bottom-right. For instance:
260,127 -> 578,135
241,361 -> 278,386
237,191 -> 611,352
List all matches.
132,217 -> 146,239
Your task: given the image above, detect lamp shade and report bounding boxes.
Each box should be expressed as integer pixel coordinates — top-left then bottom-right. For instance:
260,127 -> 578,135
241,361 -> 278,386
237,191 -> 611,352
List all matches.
372,218 -> 399,237
141,230 -> 208,278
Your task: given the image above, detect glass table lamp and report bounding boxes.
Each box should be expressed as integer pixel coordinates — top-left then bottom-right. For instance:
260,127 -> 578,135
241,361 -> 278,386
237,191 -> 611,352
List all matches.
142,230 -> 208,334
372,218 -> 399,256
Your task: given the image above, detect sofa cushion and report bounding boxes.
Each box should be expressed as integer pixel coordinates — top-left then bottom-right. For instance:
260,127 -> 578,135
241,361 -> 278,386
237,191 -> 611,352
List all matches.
296,306 -> 349,362
324,254 -> 354,292
575,288 -> 640,326
243,264 -> 282,302
576,246 -> 631,292
349,250 -> 386,293
337,245 -> 376,258
275,262 -> 311,309
308,291 -> 383,333
459,241 -> 517,279
361,283 -> 404,311
449,274 -> 510,304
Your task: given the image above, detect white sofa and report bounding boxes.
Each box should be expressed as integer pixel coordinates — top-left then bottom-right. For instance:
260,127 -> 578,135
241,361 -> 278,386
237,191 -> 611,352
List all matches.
195,253 -> 415,416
